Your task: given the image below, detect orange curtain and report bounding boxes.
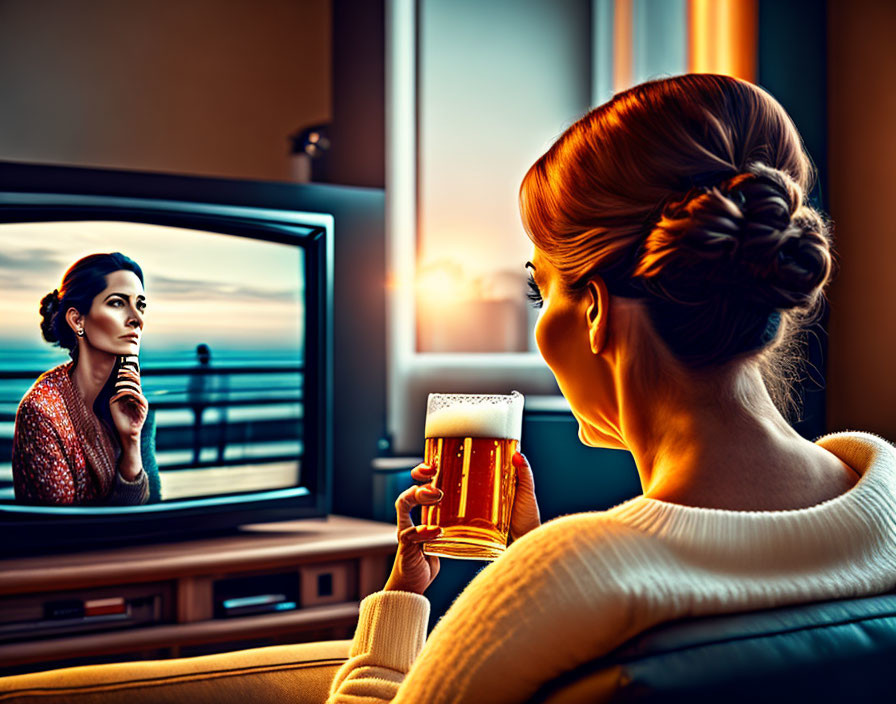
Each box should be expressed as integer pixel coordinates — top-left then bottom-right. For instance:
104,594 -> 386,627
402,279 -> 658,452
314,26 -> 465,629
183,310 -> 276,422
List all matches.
687,0 -> 757,82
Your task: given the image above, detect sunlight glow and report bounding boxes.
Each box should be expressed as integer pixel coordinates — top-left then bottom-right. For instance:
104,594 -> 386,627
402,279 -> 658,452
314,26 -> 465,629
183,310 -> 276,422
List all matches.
415,262 -> 467,306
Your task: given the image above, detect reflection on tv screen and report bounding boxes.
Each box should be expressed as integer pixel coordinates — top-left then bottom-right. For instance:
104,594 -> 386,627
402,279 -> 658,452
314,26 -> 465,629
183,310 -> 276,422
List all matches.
0,221 -> 306,506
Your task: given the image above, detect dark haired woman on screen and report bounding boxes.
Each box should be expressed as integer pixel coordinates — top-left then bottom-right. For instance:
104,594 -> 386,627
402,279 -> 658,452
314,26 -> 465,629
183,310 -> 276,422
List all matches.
12,252 -> 159,505
325,74 -> 896,703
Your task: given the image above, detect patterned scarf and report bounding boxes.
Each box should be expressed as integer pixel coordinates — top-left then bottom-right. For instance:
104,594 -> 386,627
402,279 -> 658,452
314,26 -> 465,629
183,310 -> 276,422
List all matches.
59,361 -> 120,500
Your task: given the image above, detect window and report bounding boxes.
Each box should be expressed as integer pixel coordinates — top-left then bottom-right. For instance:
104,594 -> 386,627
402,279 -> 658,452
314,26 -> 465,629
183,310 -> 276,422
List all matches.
385,0 -> 755,452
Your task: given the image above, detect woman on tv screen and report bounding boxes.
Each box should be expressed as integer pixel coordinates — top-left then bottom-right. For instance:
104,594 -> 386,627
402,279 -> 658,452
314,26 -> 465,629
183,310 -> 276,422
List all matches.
11,252 -> 158,505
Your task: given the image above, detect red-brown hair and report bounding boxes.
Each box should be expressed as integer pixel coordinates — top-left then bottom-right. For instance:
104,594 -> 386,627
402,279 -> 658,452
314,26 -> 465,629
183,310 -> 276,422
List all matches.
520,74 -> 835,421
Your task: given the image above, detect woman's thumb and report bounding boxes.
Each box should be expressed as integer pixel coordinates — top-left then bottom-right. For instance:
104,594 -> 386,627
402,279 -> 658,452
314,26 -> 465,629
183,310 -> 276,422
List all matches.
512,451 -> 536,492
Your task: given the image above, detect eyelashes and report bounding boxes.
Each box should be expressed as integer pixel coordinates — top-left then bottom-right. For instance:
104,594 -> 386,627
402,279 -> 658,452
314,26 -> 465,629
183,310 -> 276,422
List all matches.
110,299 -> 147,312
526,272 -> 544,309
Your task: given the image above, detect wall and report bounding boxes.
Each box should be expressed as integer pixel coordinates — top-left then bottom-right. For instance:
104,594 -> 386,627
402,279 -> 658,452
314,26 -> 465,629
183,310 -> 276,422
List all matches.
826,0 -> 896,439
321,0 -> 385,188
757,0 -> 828,440
0,0 -> 331,182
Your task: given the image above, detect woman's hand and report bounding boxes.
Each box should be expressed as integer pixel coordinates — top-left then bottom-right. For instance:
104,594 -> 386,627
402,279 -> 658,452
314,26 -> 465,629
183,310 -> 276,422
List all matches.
510,451 -> 541,541
109,355 -> 148,444
384,462 -> 443,595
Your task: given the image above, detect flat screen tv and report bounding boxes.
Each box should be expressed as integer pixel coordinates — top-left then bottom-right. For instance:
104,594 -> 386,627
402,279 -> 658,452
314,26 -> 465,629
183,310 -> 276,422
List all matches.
0,161 -> 337,553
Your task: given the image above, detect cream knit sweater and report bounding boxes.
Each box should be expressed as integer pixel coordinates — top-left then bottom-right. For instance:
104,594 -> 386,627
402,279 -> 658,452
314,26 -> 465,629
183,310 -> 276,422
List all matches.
327,431 -> 896,704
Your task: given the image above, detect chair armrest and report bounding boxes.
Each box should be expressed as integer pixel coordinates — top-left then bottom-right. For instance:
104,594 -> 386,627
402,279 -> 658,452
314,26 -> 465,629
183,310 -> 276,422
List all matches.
0,639 -> 351,704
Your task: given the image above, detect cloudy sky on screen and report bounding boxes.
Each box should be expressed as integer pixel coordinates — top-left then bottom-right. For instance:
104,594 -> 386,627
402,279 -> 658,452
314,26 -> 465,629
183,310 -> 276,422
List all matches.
0,221 -> 304,351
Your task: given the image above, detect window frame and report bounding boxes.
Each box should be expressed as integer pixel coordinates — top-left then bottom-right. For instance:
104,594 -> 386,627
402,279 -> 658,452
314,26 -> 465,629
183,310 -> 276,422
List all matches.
384,0 -> 568,453
384,0 -> 700,453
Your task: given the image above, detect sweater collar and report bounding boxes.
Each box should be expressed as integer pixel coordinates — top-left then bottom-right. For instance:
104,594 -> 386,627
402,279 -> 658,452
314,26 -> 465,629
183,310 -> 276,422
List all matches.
606,431 -> 896,561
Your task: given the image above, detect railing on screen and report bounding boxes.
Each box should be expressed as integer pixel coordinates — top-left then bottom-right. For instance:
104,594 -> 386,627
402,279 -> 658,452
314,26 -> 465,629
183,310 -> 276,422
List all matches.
0,365 -> 304,503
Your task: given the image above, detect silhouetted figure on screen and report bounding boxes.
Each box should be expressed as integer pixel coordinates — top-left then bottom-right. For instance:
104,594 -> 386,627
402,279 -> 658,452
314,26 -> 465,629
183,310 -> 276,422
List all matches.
187,344 -> 229,466
187,344 -> 211,466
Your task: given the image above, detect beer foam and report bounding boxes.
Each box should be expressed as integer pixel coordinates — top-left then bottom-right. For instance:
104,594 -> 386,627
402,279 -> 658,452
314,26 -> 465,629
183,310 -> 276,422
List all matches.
424,395 -> 523,440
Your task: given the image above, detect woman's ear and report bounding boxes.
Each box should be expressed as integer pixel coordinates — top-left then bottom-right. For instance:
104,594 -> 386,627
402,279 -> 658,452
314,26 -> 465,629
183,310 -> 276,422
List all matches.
585,276 -> 610,355
64,307 -> 82,336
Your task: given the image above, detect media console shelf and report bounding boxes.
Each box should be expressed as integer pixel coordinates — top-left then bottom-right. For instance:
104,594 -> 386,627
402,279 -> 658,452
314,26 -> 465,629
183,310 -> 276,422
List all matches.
0,515 -> 397,674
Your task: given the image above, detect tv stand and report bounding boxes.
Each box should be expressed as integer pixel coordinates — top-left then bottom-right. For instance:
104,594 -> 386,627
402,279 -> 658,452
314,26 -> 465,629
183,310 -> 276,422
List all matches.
0,515 -> 397,674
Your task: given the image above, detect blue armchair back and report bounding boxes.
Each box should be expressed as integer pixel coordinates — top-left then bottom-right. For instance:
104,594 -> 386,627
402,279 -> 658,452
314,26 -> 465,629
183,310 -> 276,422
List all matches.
529,592 -> 896,702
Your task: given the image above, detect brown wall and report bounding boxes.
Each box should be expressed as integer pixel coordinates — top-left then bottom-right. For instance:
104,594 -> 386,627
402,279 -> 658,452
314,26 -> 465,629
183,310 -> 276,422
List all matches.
0,0 -> 331,182
826,0 -> 896,438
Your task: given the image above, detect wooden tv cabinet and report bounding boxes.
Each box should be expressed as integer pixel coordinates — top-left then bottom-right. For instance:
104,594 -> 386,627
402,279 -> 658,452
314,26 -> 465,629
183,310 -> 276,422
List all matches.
0,515 -> 397,675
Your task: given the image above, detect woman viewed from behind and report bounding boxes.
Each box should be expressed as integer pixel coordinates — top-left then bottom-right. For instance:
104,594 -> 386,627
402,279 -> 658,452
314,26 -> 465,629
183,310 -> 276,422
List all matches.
326,74 -> 896,703
518,74 -> 855,511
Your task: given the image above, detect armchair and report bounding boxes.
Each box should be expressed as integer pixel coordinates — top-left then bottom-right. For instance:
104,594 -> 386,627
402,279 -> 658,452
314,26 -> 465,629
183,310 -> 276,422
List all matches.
2,593 -> 895,703
531,591 -> 896,702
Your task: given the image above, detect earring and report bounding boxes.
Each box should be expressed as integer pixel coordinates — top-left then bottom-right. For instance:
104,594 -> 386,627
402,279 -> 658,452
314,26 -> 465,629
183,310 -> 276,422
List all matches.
77,329 -> 84,337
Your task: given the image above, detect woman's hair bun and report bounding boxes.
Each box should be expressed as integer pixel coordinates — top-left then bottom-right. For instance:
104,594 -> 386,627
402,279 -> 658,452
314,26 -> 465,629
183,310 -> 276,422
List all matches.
634,162 -> 832,311
39,289 -> 61,344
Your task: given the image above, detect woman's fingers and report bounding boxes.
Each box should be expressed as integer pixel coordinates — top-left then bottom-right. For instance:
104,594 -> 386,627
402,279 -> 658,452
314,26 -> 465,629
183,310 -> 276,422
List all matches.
109,357 -> 147,438
115,367 -> 142,399
114,359 -> 143,407
394,483 -> 444,531
110,389 -> 137,405
385,525 -> 442,593
398,524 -> 442,546
119,355 -> 140,371
410,462 -> 437,482
114,382 -> 141,398
110,389 -> 148,411
116,368 -> 141,384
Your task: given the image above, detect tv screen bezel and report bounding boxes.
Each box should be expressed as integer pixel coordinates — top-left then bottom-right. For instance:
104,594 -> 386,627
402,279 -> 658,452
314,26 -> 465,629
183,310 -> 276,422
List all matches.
0,189 -> 333,552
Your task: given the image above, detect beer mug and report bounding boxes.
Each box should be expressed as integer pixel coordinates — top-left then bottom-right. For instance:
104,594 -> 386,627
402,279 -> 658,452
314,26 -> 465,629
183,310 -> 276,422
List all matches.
421,391 -> 524,560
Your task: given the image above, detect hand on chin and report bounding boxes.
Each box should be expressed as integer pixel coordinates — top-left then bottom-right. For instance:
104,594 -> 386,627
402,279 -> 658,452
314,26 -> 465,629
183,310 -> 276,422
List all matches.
110,355 -> 147,440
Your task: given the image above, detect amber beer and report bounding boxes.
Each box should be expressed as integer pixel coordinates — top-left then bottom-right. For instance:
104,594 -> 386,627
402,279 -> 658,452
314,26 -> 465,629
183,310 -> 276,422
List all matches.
421,392 -> 524,560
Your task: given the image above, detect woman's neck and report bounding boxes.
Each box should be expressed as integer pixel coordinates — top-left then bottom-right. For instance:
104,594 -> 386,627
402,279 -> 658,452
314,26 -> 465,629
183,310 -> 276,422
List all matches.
625,364 -> 857,511
69,347 -> 116,410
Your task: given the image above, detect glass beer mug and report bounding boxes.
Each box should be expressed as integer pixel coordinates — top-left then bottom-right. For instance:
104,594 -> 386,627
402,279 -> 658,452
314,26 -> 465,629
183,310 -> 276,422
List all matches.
421,391 -> 524,560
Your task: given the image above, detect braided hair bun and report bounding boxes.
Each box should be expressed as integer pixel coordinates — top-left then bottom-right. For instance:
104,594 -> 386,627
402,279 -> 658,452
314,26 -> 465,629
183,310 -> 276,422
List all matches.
623,162 -> 834,369
39,289 -> 63,345
519,74 -> 836,420
635,162 -> 833,312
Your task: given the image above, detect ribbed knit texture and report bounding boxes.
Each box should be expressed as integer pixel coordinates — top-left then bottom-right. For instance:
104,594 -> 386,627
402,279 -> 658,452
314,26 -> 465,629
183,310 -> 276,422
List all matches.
329,591 -> 430,698
58,361 -> 118,497
109,467 -> 150,504
327,431 -> 896,704
13,362 -> 150,505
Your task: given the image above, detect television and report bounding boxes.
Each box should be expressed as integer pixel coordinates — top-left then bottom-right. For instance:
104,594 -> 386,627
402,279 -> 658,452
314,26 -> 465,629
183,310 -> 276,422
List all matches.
0,161 -> 346,553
